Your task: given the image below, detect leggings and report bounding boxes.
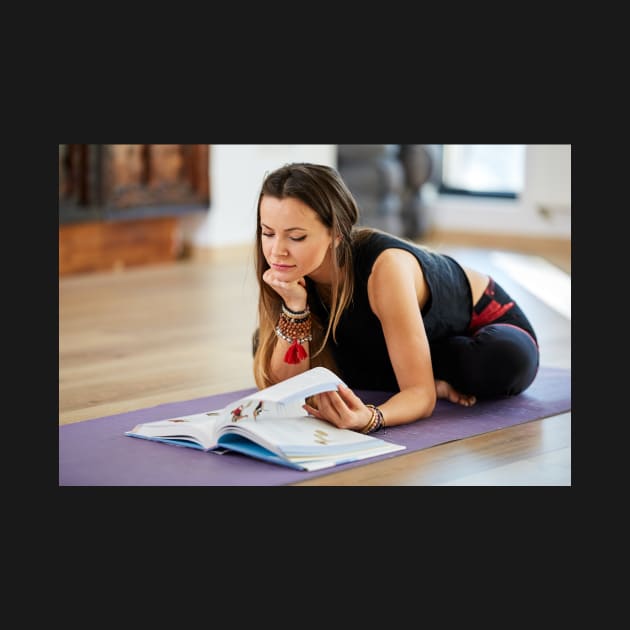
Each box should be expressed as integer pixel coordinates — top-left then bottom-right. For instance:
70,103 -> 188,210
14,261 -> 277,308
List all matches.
430,277 -> 539,398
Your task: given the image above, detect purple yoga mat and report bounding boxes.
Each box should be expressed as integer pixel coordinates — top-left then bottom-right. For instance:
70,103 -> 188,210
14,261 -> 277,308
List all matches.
59,366 -> 570,486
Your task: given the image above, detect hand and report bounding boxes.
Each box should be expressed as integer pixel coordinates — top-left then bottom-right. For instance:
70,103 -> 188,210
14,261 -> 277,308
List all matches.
303,384 -> 373,432
262,269 -> 308,311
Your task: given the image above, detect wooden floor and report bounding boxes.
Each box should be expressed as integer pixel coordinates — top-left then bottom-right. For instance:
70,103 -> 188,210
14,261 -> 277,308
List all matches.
59,233 -> 571,485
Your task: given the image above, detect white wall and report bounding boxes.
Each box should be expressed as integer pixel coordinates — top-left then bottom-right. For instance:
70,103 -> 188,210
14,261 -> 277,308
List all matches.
182,144 -> 570,248
181,145 -> 337,248
425,144 -> 571,238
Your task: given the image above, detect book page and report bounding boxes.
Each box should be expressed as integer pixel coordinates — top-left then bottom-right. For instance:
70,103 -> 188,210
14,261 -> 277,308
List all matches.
232,367 -> 345,408
217,415 -> 405,470
125,410 -> 226,450
219,415 -> 389,458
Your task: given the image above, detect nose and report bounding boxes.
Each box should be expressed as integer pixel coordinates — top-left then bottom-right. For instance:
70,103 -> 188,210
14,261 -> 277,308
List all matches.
270,237 -> 288,257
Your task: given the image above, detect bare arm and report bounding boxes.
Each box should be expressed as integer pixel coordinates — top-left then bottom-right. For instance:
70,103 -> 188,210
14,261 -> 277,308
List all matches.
304,249 -> 436,430
365,249 -> 438,425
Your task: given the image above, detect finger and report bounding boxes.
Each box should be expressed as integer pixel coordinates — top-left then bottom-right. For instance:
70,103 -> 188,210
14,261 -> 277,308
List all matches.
321,390 -> 350,417
263,274 -> 307,302
313,392 -> 335,415
336,384 -> 364,410
310,393 -> 345,426
302,403 -> 322,418
262,270 -> 287,289
304,400 -> 339,429
263,270 -> 302,289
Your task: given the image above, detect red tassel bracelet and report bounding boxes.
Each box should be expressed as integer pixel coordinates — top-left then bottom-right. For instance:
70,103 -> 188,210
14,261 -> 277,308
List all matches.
284,338 -> 308,364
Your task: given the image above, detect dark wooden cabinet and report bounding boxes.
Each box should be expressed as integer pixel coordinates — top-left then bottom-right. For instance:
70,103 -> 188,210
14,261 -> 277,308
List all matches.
59,144 -> 210,275
59,144 -> 210,223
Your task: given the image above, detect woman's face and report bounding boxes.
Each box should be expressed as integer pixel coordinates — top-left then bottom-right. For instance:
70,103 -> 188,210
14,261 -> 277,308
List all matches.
259,194 -> 334,284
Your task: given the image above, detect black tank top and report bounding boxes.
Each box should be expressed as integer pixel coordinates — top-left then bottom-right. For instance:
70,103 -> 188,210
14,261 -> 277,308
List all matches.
308,230 -> 472,391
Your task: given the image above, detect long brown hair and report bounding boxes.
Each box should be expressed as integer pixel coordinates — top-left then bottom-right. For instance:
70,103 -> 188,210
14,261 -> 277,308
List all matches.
253,163 -> 360,388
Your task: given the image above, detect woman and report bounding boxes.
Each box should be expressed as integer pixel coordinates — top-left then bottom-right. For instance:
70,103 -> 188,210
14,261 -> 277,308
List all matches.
253,162 -> 539,434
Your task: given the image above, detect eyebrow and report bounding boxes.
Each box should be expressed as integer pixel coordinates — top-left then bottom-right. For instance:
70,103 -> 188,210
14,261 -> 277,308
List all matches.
260,223 -> 307,232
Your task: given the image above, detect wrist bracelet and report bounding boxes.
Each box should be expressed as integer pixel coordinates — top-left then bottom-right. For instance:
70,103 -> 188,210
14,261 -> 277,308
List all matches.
360,407 -> 376,434
361,405 -> 377,433
281,303 -> 309,319
276,306 -> 312,365
362,404 -> 384,433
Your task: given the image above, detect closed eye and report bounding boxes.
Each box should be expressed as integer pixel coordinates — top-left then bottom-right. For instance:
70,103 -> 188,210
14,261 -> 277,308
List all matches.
261,232 -> 306,242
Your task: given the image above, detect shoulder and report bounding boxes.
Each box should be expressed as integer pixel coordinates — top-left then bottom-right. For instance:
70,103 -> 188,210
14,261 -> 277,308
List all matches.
367,247 -> 427,320
351,228 -> 421,266
351,229 -> 423,274
370,248 -> 423,291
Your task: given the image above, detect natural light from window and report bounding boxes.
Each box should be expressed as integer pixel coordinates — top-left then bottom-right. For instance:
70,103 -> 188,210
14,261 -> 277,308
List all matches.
442,145 -> 526,195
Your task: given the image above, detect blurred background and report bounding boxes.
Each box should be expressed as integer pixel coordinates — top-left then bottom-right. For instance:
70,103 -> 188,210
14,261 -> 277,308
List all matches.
58,144 -> 570,275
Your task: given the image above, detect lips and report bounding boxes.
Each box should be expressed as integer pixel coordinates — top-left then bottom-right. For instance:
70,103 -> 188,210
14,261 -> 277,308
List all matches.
271,263 -> 295,270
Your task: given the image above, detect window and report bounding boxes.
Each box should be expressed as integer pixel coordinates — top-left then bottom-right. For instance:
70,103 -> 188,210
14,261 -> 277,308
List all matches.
438,144 -> 525,199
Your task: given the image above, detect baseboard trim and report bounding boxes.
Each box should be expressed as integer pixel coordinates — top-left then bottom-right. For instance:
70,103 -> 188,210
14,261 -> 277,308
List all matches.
188,242 -> 255,263
420,228 -> 570,251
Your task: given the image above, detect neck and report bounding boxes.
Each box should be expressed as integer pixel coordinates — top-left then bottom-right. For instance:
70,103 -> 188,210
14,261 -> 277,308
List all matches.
307,246 -> 339,285
316,283 -> 332,301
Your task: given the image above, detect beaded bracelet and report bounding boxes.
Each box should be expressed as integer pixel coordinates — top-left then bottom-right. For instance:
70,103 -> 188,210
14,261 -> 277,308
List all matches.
282,303 -> 310,318
275,304 -> 312,364
360,406 -> 378,433
361,404 -> 384,433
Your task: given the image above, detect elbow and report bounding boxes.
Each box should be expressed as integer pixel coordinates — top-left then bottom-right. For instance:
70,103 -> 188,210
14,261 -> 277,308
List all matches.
410,385 -> 437,420
419,395 -> 437,419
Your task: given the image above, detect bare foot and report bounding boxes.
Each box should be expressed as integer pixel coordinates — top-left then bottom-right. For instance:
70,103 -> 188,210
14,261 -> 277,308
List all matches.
435,380 -> 476,407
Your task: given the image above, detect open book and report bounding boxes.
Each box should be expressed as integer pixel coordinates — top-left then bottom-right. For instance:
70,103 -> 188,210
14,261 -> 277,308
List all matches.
125,367 -> 405,471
